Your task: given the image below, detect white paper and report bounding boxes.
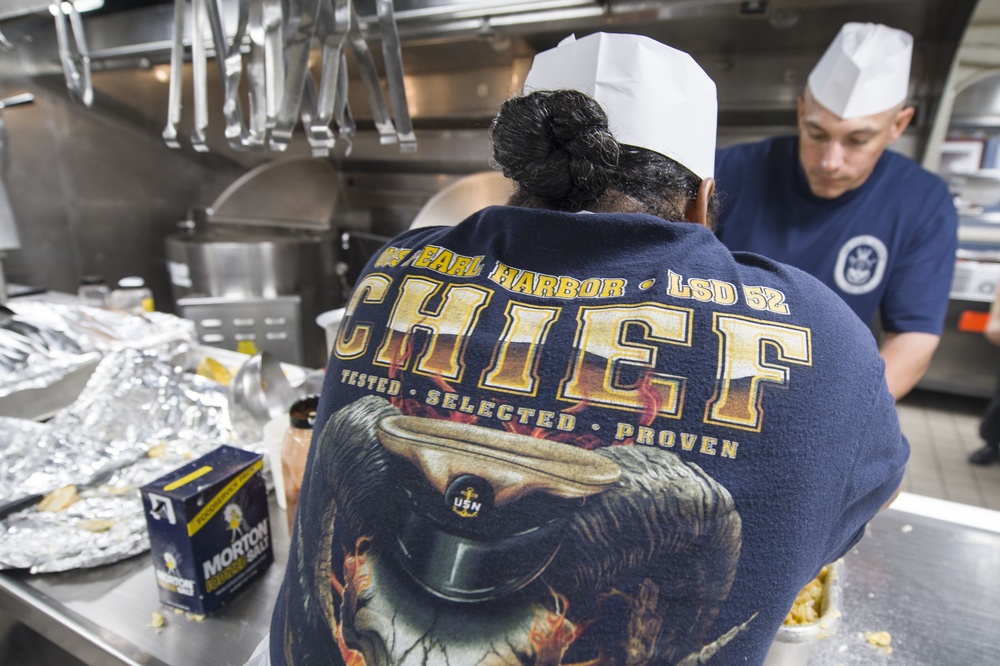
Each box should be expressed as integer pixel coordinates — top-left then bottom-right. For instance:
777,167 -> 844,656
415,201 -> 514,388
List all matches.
808,23 -> 913,119
524,33 -> 717,180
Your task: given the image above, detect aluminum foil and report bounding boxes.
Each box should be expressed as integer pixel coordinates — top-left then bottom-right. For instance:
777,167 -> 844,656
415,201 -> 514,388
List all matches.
0,345 -> 233,505
0,438 -> 232,573
0,301 -> 195,398
0,344 -> 267,573
0,320 -> 97,399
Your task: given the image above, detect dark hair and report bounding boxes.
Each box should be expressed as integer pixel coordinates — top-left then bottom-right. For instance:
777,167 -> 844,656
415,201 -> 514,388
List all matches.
490,89 -> 716,223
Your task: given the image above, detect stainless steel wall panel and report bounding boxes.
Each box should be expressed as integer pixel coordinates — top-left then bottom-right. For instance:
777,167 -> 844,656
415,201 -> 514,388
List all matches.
0,76 -> 247,305
177,295 -> 306,365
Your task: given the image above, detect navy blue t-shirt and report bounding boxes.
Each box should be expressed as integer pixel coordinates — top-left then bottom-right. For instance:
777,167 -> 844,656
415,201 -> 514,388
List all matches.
714,135 -> 958,333
268,206 -> 907,666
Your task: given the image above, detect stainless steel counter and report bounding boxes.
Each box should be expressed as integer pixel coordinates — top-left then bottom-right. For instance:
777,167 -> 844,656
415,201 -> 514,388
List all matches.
0,493 -> 997,666
809,494 -> 1000,665
0,495 -> 290,666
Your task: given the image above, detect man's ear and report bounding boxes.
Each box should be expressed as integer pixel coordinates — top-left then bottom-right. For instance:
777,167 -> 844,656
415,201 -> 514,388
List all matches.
684,177 -> 715,227
889,105 -> 915,141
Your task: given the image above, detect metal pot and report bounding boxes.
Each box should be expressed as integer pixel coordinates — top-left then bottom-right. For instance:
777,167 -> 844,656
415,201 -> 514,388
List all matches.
165,228 -> 311,300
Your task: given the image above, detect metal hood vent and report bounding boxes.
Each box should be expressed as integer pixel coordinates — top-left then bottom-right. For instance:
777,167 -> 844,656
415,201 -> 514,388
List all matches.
0,1 -> 974,71
0,0 -> 977,161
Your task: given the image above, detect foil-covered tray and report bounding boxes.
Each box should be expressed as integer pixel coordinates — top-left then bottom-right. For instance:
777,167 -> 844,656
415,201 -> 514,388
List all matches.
0,343 -> 263,573
0,437 -> 229,573
0,301 -> 310,574
0,301 -> 197,420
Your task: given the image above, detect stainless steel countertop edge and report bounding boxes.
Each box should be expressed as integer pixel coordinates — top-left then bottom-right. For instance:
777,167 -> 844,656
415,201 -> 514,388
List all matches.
889,491 -> 1000,533
0,569 -> 156,666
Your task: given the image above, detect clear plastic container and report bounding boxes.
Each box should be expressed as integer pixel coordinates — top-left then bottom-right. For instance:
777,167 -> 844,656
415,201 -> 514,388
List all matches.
109,276 -> 155,314
280,395 -> 319,533
77,275 -> 110,308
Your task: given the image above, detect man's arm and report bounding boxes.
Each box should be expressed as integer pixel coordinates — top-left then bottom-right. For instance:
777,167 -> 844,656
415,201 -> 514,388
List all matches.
879,331 -> 940,400
984,284 -> 1000,347
881,485 -> 903,510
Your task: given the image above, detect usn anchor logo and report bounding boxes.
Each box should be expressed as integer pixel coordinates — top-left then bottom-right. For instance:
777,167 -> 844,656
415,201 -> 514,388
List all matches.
834,234 -> 888,295
452,486 -> 482,518
445,474 -> 494,519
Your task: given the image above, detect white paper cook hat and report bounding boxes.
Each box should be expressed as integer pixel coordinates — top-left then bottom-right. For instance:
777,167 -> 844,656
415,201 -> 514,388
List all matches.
523,32 -> 717,180
808,22 -> 913,119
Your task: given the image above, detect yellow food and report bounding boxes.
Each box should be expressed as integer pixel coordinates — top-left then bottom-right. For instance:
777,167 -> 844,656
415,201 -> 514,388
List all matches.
196,356 -> 233,385
146,442 -> 169,458
148,611 -> 166,631
38,485 -> 79,512
79,519 -> 115,532
865,630 -> 892,647
783,566 -> 828,626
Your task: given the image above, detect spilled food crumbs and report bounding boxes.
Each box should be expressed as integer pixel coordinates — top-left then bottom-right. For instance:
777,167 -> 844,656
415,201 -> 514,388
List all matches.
147,442 -> 169,459
78,519 -> 115,533
148,611 -> 166,632
864,630 -> 893,654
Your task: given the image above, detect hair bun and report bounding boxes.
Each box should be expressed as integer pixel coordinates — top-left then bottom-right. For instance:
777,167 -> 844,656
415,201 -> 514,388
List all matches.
491,90 -> 620,210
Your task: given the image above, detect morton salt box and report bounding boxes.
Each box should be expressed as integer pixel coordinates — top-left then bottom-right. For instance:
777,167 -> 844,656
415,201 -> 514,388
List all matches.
140,445 -> 272,615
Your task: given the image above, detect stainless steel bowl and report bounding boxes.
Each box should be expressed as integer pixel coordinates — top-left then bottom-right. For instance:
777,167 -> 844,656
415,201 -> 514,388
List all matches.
764,558 -> 845,666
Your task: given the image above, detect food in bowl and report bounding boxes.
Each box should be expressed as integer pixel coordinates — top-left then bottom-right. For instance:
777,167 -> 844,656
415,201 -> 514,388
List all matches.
783,565 -> 829,626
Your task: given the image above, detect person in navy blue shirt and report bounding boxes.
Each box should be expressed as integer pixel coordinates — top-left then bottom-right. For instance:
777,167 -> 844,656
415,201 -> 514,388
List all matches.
250,33 -> 908,666
714,23 -> 958,400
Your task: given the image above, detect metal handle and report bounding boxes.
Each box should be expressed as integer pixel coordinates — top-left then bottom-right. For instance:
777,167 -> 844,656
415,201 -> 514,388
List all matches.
161,0 -> 185,148
51,1 -> 93,107
307,0 -> 350,156
191,0 -> 209,152
0,93 -> 34,110
271,0 -> 323,150
262,0 -> 284,132
204,0 -> 251,149
246,0 -> 268,148
376,0 -> 416,152
335,47 -> 355,151
347,1 -> 396,145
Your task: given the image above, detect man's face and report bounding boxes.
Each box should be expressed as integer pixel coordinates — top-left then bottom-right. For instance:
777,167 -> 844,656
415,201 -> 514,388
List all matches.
797,89 -> 914,199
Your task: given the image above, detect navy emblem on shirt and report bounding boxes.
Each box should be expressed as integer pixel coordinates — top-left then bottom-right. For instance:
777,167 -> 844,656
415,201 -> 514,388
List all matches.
834,235 -> 888,295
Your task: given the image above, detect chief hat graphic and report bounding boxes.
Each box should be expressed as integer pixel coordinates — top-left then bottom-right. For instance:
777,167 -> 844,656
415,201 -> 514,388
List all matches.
376,415 -> 622,603
291,396 -> 745,664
